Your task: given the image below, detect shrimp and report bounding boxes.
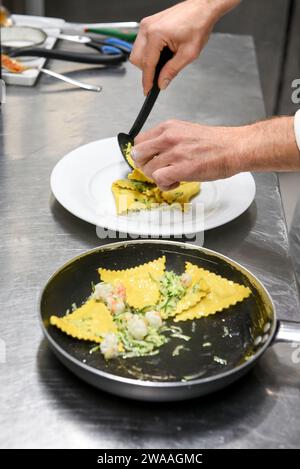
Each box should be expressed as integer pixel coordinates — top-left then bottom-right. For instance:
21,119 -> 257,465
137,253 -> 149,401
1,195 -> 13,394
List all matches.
145,310 -> 163,329
100,333 -> 119,360
181,272 -> 192,288
127,315 -> 148,340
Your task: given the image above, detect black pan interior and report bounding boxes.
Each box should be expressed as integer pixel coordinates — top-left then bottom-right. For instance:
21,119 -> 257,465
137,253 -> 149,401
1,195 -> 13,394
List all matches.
40,242 -> 274,382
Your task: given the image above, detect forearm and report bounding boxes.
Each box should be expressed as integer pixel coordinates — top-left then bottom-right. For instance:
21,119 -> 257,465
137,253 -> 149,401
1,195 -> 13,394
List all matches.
133,116 -> 300,189
235,117 -> 300,173
188,0 -> 241,20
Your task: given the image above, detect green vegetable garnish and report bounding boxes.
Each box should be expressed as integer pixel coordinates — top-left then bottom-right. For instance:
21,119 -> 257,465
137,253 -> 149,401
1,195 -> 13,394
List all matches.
114,311 -> 168,359
89,345 -> 100,354
172,345 -> 189,357
158,271 -> 187,319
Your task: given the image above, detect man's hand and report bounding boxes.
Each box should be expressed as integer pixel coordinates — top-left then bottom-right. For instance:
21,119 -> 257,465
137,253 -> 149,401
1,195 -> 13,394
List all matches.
132,117 -> 300,191
130,0 -> 240,95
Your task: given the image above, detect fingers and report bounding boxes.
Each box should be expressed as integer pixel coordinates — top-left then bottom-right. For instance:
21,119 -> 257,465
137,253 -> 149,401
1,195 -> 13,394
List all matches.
158,181 -> 180,191
134,125 -> 164,145
132,120 -> 179,167
129,31 -> 147,71
131,39 -> 165,96
140,153 -> 174,179
152,166 -> 180,191
130,18 -> 165,95
158,44 -> 199,90
142,41 -> 163,95
132,136 -> 166,167
158,47 -> 191,90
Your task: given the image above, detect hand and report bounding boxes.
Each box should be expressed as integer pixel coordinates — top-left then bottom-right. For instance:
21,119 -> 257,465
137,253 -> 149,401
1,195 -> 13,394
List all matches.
132,119 -> 242,190
130,0 -> 240,95
132,117 -> 300,191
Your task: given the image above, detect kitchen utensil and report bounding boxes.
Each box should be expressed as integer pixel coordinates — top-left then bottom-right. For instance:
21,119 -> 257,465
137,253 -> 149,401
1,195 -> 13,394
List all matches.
40,240 -> 300,402
2,26 -> 127,65
39,68 -> 102,91
57,34 -> 133,55
118,47 -> 173,168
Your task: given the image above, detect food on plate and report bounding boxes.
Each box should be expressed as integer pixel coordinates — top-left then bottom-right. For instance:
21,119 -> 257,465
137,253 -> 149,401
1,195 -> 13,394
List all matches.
1,54 -> 26,73
123,141 -> 135,168
50,256 -> 252,361
112,143 -> 201,214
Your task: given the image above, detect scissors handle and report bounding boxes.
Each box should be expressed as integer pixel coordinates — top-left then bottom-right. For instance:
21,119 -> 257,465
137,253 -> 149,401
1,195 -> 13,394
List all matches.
103,37 -> 133,54
86,37 -> 132,55
9,48 -> 126,65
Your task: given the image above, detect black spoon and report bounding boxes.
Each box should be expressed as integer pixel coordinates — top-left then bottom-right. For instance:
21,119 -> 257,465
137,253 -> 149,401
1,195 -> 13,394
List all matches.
118,47 -> 173,168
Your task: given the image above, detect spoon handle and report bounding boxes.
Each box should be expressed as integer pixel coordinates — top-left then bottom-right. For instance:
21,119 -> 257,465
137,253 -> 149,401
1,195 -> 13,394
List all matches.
129,47 -> 173,139
40,68 -> 102,92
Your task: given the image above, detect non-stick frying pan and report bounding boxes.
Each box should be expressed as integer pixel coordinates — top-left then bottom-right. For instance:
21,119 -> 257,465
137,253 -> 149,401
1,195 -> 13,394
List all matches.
39,240 -> 300,402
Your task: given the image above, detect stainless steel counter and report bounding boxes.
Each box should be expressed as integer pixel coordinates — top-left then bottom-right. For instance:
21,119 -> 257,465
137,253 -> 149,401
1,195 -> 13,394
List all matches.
1,33 -> 299,449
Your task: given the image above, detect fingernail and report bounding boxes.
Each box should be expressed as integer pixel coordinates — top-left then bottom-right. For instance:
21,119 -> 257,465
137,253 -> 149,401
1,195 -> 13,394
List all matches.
131,147 -> 139,161
161,79 -> 170,90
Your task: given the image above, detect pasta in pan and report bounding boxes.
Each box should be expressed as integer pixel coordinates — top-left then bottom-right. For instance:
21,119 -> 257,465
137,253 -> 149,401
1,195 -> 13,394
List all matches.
50,256 -> 252,360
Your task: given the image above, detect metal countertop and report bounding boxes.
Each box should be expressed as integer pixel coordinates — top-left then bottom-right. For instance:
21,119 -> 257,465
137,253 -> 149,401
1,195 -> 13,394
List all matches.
0,33 -> 299,449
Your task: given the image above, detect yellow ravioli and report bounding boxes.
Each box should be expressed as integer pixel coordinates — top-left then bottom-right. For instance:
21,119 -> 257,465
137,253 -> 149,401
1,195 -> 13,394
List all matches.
98,256 -> 166,309
128,168 -> 154,184
161,182 -> 201,209
112,183 -> 157,214
112,164 -> 200,214
173,267 -> 210,316
113,179 -> 139,191
114,179 -> 157,198
175,263 -> 252,322
122,142 -> 135,168
50,300 -> 117,343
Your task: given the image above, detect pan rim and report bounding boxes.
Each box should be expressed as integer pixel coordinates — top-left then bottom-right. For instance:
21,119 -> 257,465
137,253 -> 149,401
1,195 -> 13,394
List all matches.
39,239 -> 277,389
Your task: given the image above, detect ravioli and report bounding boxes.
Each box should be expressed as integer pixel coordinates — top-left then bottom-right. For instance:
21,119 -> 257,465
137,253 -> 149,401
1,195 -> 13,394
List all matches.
161,182 -> 201,208
50,300 -> 117,343
128,168 -> 154,184
173,268 -> 210,316
50,258 -> 253,361
175,263 -> 252,322
112,166 -> 200,214
112,182 -> 157,214
98,256 -> 166,309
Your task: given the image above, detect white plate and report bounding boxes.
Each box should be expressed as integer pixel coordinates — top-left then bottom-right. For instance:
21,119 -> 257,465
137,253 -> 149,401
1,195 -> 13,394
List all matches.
51,137 -> 256,236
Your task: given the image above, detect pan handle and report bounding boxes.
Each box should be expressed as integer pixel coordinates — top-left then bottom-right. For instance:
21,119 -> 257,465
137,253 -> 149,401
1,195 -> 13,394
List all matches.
273,320 -> 300,344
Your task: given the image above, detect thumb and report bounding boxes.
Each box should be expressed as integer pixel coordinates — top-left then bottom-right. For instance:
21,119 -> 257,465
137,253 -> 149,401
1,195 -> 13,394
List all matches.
158,45 -> 194,90
152,166 -> 179,191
